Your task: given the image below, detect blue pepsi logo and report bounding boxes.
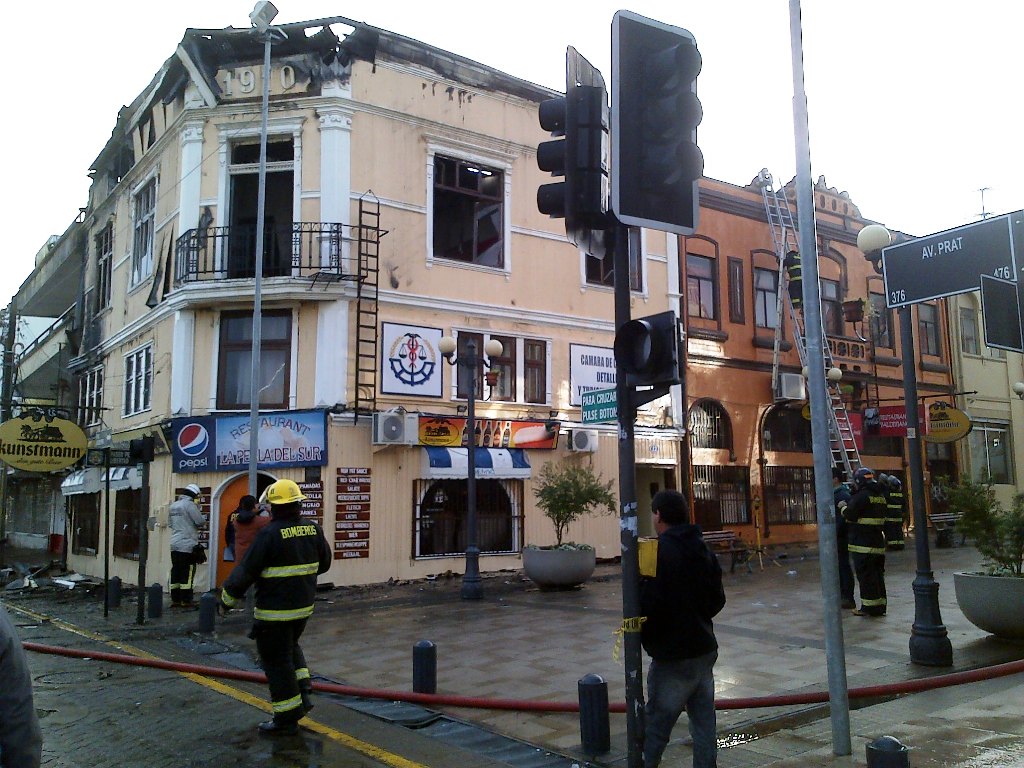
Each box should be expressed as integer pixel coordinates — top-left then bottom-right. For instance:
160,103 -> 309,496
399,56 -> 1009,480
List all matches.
177,423 -> 209,457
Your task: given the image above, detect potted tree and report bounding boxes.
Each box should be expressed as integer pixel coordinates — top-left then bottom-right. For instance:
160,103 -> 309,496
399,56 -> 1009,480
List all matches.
522,461 -> 617,589
944,478 -> 1024,639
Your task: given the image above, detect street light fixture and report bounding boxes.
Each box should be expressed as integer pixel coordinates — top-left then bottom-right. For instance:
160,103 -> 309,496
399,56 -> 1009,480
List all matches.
858,224 -> 953,667
246,1 -> 286,496
439,334 -> 503,600
1013,382 -> 1024,400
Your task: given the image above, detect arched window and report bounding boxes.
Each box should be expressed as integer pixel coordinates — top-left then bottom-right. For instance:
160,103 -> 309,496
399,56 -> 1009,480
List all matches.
689,400 -> 732,450
763,407 -> 812,452
414,479 -> 523,557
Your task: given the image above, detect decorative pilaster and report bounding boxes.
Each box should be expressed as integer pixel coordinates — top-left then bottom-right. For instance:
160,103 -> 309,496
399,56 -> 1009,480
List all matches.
170,310 -> 196,415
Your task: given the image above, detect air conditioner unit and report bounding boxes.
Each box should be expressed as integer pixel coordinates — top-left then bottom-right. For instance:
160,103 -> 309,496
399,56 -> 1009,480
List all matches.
372,411 -> 419,445
777,372 -> 806,402
569,429 -> 599,453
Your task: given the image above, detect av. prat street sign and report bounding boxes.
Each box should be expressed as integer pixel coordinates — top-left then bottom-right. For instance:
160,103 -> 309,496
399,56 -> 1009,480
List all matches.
882,210 -> 1023,309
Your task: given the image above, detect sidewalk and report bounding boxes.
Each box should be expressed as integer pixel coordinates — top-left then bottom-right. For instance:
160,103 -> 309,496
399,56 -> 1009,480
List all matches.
5,537 -> 1024,766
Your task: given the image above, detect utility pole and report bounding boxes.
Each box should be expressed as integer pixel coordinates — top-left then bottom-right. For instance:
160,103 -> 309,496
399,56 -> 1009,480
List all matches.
0,301 -> 18,565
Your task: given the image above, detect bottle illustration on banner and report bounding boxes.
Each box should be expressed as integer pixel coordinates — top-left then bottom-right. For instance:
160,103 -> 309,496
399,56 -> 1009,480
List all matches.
461,424 -> 469,446
474,421 -> 482,446
501,421 -> 512,448
482,420 -> 493,448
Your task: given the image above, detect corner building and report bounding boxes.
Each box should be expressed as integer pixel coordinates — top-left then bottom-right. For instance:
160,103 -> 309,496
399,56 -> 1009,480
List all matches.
46,16 -> 956,590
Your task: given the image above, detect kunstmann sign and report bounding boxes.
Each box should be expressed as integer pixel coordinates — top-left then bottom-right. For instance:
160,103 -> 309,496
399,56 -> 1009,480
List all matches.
0,415 -> 88,472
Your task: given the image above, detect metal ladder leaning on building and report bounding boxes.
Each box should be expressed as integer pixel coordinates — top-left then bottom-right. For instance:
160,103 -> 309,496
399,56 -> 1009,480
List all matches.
757,169 -> 862,480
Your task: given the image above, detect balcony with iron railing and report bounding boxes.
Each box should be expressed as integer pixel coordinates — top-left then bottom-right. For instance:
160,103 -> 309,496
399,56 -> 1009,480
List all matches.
174,222 -> 364,286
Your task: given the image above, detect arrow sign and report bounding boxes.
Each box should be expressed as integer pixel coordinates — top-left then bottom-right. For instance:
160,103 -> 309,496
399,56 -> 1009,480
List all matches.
882,210 -> 1023,308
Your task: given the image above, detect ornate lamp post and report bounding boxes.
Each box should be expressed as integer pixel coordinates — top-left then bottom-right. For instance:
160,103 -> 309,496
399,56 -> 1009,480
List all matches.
438,335 -> 503,600
858,223 -> 953,666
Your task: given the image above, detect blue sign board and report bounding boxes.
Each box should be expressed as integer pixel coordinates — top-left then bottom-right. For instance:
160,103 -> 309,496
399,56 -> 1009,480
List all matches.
171,409 -> 328,473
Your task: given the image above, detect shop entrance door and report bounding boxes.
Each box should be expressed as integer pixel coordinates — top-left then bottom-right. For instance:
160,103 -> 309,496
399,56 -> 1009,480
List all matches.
215,473 -> 275,586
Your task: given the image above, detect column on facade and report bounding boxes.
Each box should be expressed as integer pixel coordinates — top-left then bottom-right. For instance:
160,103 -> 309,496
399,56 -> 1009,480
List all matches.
170,310 -> 196,415
314,300 -> 348,408
316,101 -> 353,272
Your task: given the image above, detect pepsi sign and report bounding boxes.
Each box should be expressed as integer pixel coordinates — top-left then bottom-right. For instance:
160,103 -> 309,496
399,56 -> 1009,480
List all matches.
171,417 -> 215,472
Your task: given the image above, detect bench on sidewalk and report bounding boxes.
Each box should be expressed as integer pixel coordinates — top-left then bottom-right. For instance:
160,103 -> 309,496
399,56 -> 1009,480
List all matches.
702,530 -> 751,574
929,511 -> 964,548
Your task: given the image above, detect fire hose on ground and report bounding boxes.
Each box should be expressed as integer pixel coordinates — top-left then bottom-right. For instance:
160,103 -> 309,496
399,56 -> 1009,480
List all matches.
23,640 -> 1024,713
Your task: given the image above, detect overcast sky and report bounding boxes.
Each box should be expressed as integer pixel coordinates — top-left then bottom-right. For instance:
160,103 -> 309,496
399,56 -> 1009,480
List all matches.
3,1 -> 1020,314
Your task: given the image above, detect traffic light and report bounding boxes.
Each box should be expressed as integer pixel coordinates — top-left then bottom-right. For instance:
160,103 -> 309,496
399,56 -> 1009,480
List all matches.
129,436 -> 155,463
614,310 -> 680,387
611,10 -> 702,235
537,47 -> 609,253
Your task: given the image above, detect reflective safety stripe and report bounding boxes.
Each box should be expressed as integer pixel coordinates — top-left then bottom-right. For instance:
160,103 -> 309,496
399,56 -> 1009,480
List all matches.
272,693 -> 303,713
849,544 -> 886,555
221,591 -> 240,608
855,518 -> 887,526
862,596 -> 887,607
260,562 -> 320,578
254,605 -> 315,622
295,667 -> 310,681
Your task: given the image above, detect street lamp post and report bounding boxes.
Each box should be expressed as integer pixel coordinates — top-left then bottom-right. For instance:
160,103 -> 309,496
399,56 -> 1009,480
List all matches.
439,335 -> 503,600
858,224 -> 953,667
246,1 -> 283,496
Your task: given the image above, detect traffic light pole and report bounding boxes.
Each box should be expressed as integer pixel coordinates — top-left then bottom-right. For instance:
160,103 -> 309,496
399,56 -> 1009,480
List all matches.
612,221 -> 645,768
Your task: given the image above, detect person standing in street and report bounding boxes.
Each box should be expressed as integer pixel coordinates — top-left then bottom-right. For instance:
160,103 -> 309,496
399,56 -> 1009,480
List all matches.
843,467 -> 888,617
832,468 -> 856,610
0,604 -> 42,768
882,475 -> 906,550
640,490 -> 726,768
226,494 -> 271,563
221,479 -> 331,736
168,483 -> 206,608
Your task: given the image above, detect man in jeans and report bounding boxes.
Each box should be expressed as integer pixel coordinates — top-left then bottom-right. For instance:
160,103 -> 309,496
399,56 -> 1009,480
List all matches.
641,490 -> 726,768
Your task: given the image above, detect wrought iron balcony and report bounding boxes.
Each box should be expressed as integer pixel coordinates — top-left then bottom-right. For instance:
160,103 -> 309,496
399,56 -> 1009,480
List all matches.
826,334 -> 868,365
174,221 -> 361,286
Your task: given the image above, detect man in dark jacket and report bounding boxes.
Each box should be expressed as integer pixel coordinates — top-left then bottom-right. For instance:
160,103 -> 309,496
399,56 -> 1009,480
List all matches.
832,468 -> 856,609
881,475 -> 906,550
221,479 -> 332,735
1,604 -> 42,767
843,468 -> 888,616
640,490 -> 726,768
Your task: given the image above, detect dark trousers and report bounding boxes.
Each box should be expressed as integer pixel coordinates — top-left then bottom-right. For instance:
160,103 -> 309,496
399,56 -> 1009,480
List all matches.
254,618 -> 311,723
851,551 -> 886,615
836,524 -> 854,603
169,550 -> 197,605
884,519 -> 905,550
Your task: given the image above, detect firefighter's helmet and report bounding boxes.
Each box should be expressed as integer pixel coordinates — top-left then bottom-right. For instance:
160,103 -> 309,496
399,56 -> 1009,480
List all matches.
265,479 -> 307,505
853,467 -> 875,489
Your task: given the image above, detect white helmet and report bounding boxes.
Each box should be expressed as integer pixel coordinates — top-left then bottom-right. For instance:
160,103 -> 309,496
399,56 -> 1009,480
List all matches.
183,483 -> 202,498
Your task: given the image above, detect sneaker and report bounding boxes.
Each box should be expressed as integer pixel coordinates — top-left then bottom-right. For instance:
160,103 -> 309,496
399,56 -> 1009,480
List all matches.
257,719 -> 299,736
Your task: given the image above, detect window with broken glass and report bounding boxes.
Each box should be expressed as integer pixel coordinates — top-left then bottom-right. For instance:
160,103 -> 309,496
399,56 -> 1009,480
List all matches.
131,179 -> 156,285
432,155 -> 504,267
218,310 -> 291,410
78,366 -> 104,427
123,346 -> 153,417
71,493 -> 100,556
95,223 -> 113,310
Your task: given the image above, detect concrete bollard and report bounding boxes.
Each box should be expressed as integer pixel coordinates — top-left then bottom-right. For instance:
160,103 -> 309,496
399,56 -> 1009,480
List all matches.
412,640 -> 437,694
578,673 -> 610,755
147,584 -> 163,619
866,735 -> 910,767
106,576 -> 122,609
197,591 -> 218,633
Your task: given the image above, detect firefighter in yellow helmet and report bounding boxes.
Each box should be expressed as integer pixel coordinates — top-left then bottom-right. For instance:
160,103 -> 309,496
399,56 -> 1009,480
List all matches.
221,479 -> 331,735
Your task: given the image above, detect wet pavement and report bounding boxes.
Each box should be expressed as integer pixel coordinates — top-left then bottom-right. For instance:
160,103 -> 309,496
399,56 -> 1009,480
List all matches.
4,536 -> 1024,767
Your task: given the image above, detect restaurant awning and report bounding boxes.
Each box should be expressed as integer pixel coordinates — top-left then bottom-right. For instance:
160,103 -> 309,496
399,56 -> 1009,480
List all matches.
100,467 -> 143,491
421,447 -> 531,479
60,468 -> 102,496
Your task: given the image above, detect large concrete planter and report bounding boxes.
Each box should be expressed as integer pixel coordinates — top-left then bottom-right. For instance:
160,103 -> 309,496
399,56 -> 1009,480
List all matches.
522,547 -> 596,589
953,572 -> 1024,639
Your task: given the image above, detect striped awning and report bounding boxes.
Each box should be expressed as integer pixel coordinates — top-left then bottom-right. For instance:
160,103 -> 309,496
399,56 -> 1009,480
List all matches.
100,467 -> 143,491
60,468 -> 102,496
422,447 -> 531,479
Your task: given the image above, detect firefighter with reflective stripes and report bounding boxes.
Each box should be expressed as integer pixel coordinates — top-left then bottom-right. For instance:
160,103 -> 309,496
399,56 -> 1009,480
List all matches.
784,250 -> 803,310
841,467 -> 888,616
221,479 -> 331,735
880,474 -> 906,550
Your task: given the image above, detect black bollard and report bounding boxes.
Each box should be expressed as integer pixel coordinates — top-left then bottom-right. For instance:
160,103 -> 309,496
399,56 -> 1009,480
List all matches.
578,673 -> 610,755
412,640 -> 437,694
106,576 -> 122,609
866,735 -> 910,767
147,584 -> 163,619
197,591 -> 218,634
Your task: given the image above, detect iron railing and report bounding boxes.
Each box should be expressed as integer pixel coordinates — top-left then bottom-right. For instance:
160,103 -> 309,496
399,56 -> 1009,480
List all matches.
174,221 -> 361,285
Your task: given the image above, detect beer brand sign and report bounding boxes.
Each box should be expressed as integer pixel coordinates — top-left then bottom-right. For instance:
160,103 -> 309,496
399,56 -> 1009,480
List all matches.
0,415 -> 88,472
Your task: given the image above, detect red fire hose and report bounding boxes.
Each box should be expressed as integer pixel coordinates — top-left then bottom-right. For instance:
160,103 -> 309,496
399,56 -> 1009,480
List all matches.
23,641 -> 1024,713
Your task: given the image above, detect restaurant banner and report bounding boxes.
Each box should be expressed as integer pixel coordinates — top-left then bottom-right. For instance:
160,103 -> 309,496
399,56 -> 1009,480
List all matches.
171,409 -> 327,473
877,405 -> 928,437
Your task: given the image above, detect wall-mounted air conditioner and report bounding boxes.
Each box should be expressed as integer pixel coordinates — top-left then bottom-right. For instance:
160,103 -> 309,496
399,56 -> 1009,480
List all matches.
777,372 -> 806,402
568,429 -> 599,453
372,411 -> 419,445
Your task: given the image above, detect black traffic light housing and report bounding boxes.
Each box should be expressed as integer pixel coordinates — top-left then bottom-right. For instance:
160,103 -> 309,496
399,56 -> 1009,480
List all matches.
612,10 -> 702,235
129,435 -> 155,463
537,47 -> 609,255
614,310 -> 681,388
